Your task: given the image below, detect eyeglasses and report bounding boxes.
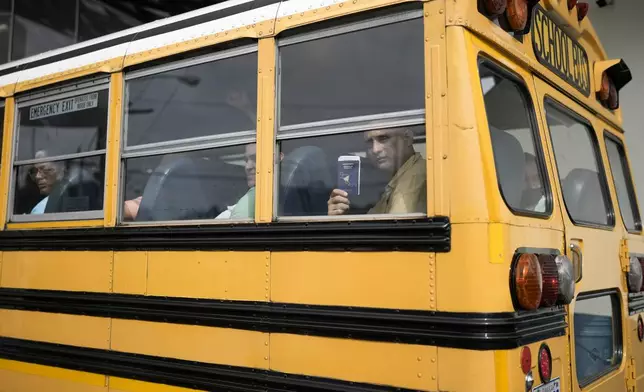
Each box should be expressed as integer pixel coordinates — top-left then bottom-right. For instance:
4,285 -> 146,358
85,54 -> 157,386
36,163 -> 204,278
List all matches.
28,165 -> 57,179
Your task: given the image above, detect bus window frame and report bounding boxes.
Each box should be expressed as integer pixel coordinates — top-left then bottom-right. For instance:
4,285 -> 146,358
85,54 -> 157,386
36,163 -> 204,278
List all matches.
476,54 -> 553,219
118,43 -> 259,226
7,77 -> 111,223
543,96 -> 616,230
273,7 -> 428,222
602,131 -> 642,234
0,99 -> 5,162
573,289 -> 624,388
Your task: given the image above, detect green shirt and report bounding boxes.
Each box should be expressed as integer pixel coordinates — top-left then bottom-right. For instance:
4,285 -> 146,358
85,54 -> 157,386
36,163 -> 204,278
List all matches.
230,187 -> 255,219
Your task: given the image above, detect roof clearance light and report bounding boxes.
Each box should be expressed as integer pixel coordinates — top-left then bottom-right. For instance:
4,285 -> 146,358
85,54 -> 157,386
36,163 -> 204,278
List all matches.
597,72 -> 619,110
577,2 -> 590,21
628,256 -> 643,293
607,79 -> 619,110
568,0 -> 578,10
485,0 -> 508,17
595,60 -> 632,111
554,255 -> 575,304
599,73 -> 611,101
513,253 -> 543,310
506,0 -> 529,31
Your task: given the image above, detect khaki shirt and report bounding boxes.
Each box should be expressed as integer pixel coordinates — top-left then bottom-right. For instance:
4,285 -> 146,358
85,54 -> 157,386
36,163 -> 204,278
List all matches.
368,153 -> 427,214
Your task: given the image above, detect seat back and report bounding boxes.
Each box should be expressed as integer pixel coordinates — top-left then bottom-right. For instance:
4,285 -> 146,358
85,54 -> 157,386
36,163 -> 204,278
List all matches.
561,168 -> 608,225
44,165 -> 103,213
490,129 -> 526,208
135,154 -> 220,221
279,146 -> 333,216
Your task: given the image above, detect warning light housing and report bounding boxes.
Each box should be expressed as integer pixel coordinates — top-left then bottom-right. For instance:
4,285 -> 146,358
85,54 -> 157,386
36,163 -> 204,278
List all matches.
511,251 -> 575,311
595,59 -> 632,111
479,0 -> 541,36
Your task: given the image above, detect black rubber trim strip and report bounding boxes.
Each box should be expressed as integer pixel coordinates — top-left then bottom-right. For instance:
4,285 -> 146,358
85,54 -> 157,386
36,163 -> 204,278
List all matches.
0,218 -> 451,252
0,289 -> 566,350
0,337 -> 417,392
0,0 -> 280,78
628,293 -> 644,315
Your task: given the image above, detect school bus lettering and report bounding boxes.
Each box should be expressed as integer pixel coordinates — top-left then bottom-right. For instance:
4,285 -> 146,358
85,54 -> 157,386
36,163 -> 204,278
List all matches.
531,5 -> 591,96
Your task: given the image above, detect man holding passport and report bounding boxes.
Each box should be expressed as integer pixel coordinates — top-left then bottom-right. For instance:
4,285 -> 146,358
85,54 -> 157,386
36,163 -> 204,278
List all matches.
327,127 -> 426,215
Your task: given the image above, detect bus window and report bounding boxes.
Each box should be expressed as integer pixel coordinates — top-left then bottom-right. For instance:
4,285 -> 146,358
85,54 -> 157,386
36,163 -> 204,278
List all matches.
604,134 -> 641,232
276,12 -> 426,218
11,88 -> 108,220
573,292 -> 622,386
0,101 -> 4,164
121,49 -> 257,223
545,102 -> 613,227
479,61 -> 550,215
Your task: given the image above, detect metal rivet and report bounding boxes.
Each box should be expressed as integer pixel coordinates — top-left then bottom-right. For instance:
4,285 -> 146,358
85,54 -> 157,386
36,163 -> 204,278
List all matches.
443,154 -> 448,159
417,373 -> 422,378
432,376 -> 437,380
417,356 -> 422,361
432,358 -> 436,363
439,9 -> 444,14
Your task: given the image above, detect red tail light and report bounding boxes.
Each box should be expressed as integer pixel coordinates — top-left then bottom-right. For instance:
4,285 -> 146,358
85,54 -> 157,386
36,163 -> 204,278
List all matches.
568,0 -> 578,10
520,346 -> 532,374
538,255 -> 559,307
577,2 -> 589,21
512,253 -> 543,310
538,344 -> 552,383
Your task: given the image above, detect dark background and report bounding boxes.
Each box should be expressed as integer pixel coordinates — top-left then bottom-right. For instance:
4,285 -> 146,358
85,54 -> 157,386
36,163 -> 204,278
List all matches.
0,0 -> 225,64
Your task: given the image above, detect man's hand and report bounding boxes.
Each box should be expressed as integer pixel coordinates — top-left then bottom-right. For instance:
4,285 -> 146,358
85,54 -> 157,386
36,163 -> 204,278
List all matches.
124,196 -> 142,220
327,189 -> 350,215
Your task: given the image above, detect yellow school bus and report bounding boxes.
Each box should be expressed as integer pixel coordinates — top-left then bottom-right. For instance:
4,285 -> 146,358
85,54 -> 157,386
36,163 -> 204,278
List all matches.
0,0 -> 641,391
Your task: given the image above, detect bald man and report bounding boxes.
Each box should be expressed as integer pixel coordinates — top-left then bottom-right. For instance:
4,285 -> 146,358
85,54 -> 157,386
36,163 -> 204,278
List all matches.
327,127 -> 426,216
